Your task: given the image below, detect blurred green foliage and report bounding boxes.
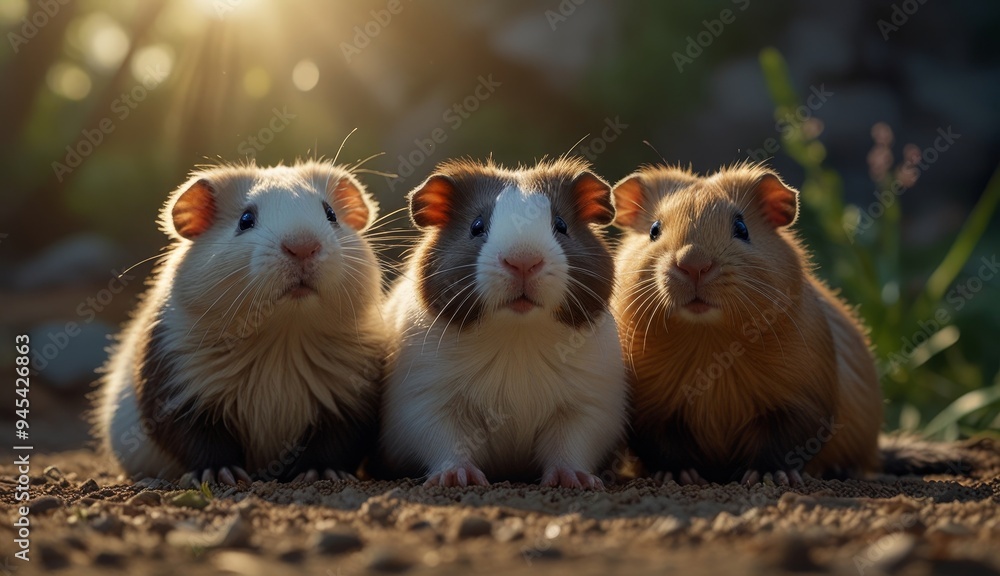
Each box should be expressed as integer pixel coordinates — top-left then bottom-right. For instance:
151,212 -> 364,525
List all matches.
760,48 -> 1000,439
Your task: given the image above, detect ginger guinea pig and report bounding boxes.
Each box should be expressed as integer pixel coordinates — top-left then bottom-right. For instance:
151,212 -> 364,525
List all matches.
611,163 -> 881,486
379,157 -> 627,489
96,161 -> 385,486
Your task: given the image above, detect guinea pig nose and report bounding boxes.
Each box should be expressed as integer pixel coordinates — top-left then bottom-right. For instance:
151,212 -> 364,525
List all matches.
502,254 -> 545,278
675,251 -> 713,279
282,238 -> 321,261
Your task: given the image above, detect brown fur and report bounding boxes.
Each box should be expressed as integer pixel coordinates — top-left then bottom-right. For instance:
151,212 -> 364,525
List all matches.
612,163 -> 882,481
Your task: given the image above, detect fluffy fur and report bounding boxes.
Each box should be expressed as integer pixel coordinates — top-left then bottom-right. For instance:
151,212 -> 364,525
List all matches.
611,162 -> 882,484
95,160 -> 385,483
379,157 -> 627,488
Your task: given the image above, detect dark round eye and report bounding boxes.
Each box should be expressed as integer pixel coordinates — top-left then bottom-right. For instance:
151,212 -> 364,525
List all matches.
733,215 -> 750,242
323,201 -> 337,223
238,209 -> 255,231
470,216 -> 485,237
554,216 -> 568,235
649,219 -> 662,241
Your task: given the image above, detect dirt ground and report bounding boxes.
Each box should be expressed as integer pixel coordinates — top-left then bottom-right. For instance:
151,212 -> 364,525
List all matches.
0,440 -> 998,576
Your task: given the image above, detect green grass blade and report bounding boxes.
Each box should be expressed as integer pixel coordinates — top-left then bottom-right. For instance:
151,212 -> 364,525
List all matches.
918,162 -> 1000,314
922,375 -> 1000,439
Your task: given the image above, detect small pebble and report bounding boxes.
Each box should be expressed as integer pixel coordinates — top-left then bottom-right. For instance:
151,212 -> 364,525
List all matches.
167,515 -> 252,549
366,546 -> 412,573
312,528 -> 363,555
277,548 -> 306,564
91,515 -> 124,537
93,551 -> 125,567
79,478 -> 100,494
39,545 -> 70,570
29,495 -> 64,514
43,466 -> 64,480
126,491 -> 162,507
453,515 -> 493,540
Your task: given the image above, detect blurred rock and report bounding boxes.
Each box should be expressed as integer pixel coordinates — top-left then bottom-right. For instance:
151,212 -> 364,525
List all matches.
29,320 -> 114,390
14,233 -> 124,290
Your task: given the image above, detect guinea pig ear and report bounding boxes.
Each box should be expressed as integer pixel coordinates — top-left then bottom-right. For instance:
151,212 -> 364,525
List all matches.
753,173 -> 799,228
408,174 -> 455,228
328,174 -> 377,231
611,173 -> 652,231
168,178 -> 216,240
570,171 -> 614,226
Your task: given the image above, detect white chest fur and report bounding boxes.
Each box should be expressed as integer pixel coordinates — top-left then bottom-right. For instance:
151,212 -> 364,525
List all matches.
382,279 -> 627,478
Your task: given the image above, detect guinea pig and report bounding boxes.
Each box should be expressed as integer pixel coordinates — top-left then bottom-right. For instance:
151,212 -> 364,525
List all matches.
378,157 -> 627,489
611,162 -> 882,486
95,160 -> 385,486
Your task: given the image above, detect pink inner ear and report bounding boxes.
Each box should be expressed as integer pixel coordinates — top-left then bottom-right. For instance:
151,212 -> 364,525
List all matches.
573,172 -> 614,225
757,174 -> 798,227
411,175 -> 454,228
611,176 -> 645,228
172,180 -> 216,239
333,178 -> 371,231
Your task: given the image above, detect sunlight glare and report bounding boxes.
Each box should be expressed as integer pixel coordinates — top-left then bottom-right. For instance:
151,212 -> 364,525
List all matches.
186,0 -> 268,21
131,44 -> 175,85
292,59 -> 320,92
47,63 -> 92,101
79,13 -> 130,72
0,0 -> 28,25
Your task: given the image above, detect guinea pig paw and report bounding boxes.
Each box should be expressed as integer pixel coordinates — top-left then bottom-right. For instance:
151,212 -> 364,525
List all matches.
179,467 -> 245,489
292,469 -> 321,483
541,467 -> 605,490
651,471 -> 673,484
424,465 -> 490,487
773,469 -> 805,487
322,469 -> 358,482
678,469 -> 708,486
740,469 -> 762,487
741,469 -> 804,488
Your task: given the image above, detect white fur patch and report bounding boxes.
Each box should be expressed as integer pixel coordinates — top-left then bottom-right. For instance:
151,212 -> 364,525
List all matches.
382,275 -> 627,478
475,185 -> 569,313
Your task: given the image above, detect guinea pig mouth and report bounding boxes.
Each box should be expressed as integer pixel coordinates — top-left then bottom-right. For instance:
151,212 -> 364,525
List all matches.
505,295 -> 541,314
682,297 -> 715,315
281,279 -> 317,300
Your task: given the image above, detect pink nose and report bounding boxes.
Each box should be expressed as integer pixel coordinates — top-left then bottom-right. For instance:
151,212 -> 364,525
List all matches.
502,254 -> 545,279
674,252 -> 713,281
282,238 -> 321,262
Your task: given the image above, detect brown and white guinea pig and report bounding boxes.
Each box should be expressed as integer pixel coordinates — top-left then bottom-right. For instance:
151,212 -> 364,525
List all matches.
611,162 -> 882,486
95,161 -> 385,486
378,157 -> 627,489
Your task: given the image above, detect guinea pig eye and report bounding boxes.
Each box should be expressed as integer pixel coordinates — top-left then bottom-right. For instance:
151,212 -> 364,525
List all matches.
470,216 -> 486,238
554,216 -> 568,235
323,201 -> 337,224
238,209 -> 256,232
649,219 -> 662,241
733,214 -> 750,242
